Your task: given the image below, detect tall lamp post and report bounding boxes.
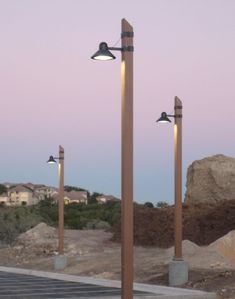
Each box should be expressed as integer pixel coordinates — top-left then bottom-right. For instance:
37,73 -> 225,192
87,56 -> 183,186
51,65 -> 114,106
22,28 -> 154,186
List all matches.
156,96 -> 188,286
91,19 -> 134,299
47,145 -> 67,270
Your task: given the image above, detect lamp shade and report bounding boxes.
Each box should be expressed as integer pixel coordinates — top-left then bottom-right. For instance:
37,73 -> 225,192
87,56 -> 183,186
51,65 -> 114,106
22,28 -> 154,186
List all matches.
91,42 -> 116,60
47,155 -> 57,164
156,112 -> 171,123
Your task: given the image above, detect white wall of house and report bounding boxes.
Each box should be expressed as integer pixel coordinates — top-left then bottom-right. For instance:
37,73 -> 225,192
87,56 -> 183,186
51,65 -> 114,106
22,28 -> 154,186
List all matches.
9,191 -> 38,206
0,195 -> 10,206
97,197 -> 107,203
35,187 -> 56,200
64,196 -> 88,205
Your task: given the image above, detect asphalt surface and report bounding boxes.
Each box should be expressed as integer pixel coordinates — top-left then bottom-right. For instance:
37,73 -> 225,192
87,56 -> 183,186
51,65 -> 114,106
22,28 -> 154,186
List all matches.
0,267 -> 217,299
0,271 -> 154,298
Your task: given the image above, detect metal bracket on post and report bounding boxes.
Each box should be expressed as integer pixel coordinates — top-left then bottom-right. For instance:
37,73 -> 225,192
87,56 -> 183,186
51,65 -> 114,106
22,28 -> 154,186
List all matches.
121,32 -> 134,52
122,46 -> 134,52
175,114 -> 182,118
121,31 -> 134,38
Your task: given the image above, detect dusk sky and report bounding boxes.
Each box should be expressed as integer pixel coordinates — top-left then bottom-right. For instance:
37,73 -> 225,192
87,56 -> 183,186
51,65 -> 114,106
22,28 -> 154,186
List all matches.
1,0 -> 235,204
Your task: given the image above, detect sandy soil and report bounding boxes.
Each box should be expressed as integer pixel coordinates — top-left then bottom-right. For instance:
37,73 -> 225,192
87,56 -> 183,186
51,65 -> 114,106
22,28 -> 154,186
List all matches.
1,224 -> 235,299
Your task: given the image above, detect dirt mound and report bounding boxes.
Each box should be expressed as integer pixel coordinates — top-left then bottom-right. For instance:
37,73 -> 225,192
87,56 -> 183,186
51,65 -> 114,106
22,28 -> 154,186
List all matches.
111,200 -> 235,247
17,223 -> 56,243
166,240 -> 200,256
14,225 -> 113,258
15,222 -> 57,255
163,240 -> 234,269
209,230 -> 235,264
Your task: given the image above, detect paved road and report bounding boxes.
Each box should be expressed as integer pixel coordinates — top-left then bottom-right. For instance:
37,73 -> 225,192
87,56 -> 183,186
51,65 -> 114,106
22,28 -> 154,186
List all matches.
0,271 -> 154,298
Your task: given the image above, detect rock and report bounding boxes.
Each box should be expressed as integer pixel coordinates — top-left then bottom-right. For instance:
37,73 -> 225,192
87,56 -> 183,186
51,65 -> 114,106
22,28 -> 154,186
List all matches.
185,154 -> 235,205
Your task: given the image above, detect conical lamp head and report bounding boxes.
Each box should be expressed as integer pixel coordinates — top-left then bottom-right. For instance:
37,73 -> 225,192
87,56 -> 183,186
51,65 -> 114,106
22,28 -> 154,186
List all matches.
91,42 -> 116,61
156,112 -> 171,123
47,156 -> 57,164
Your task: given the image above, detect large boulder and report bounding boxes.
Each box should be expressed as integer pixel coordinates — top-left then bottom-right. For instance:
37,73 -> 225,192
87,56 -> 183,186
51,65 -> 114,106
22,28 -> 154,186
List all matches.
185,154 -> 235,205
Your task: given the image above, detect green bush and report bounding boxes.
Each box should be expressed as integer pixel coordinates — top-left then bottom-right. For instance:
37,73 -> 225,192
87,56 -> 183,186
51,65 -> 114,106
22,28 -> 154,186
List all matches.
144,202 -> 154,208
0,184 -> 7,195
0,206 -> 42,244
156,201 -> 169,208
0,199 -> 121,243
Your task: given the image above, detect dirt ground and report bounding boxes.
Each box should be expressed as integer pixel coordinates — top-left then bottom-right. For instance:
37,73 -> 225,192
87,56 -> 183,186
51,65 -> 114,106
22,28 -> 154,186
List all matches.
1,224 -> 235,299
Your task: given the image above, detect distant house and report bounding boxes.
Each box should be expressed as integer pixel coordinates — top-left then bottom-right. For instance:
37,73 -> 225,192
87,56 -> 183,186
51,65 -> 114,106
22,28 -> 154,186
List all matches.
0,182 -> 119,207
51,190 -> 88,205
0,193 -> 9,206
34,185 -> 58,201
96,195 -> 119,204
23,182 -> 37,190
8,184 -> 39,206
64,191 -> 88,204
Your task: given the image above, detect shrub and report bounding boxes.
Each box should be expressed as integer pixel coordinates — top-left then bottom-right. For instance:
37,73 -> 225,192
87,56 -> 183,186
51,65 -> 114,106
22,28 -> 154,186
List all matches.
0,206 -> 42,244
0,199 -> 121,243
144,202 -> 154,208
156,201 -> 169,208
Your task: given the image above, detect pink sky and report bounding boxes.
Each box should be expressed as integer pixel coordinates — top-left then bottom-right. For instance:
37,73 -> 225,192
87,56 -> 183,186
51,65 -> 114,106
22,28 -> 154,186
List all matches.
1,0 -> 235,203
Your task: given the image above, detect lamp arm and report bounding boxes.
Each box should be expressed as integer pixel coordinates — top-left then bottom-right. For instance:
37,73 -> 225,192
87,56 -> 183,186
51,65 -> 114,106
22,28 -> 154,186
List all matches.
108,31 -> 134,52
108,46 -> 134,52
167,114 -> 182,119
53,157 -> 64,160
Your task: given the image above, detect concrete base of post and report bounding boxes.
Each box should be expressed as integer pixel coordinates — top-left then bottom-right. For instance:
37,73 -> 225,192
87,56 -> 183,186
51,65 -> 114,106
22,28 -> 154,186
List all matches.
54,255 -> 67,270
168,259 -> 188,286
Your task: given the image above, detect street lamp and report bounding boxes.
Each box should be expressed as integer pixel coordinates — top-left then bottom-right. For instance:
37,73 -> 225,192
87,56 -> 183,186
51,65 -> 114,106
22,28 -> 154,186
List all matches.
91,19 -> 134,299
47,145 -> 67,270
156,96 -> 188,286
91,42 -> 116,60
